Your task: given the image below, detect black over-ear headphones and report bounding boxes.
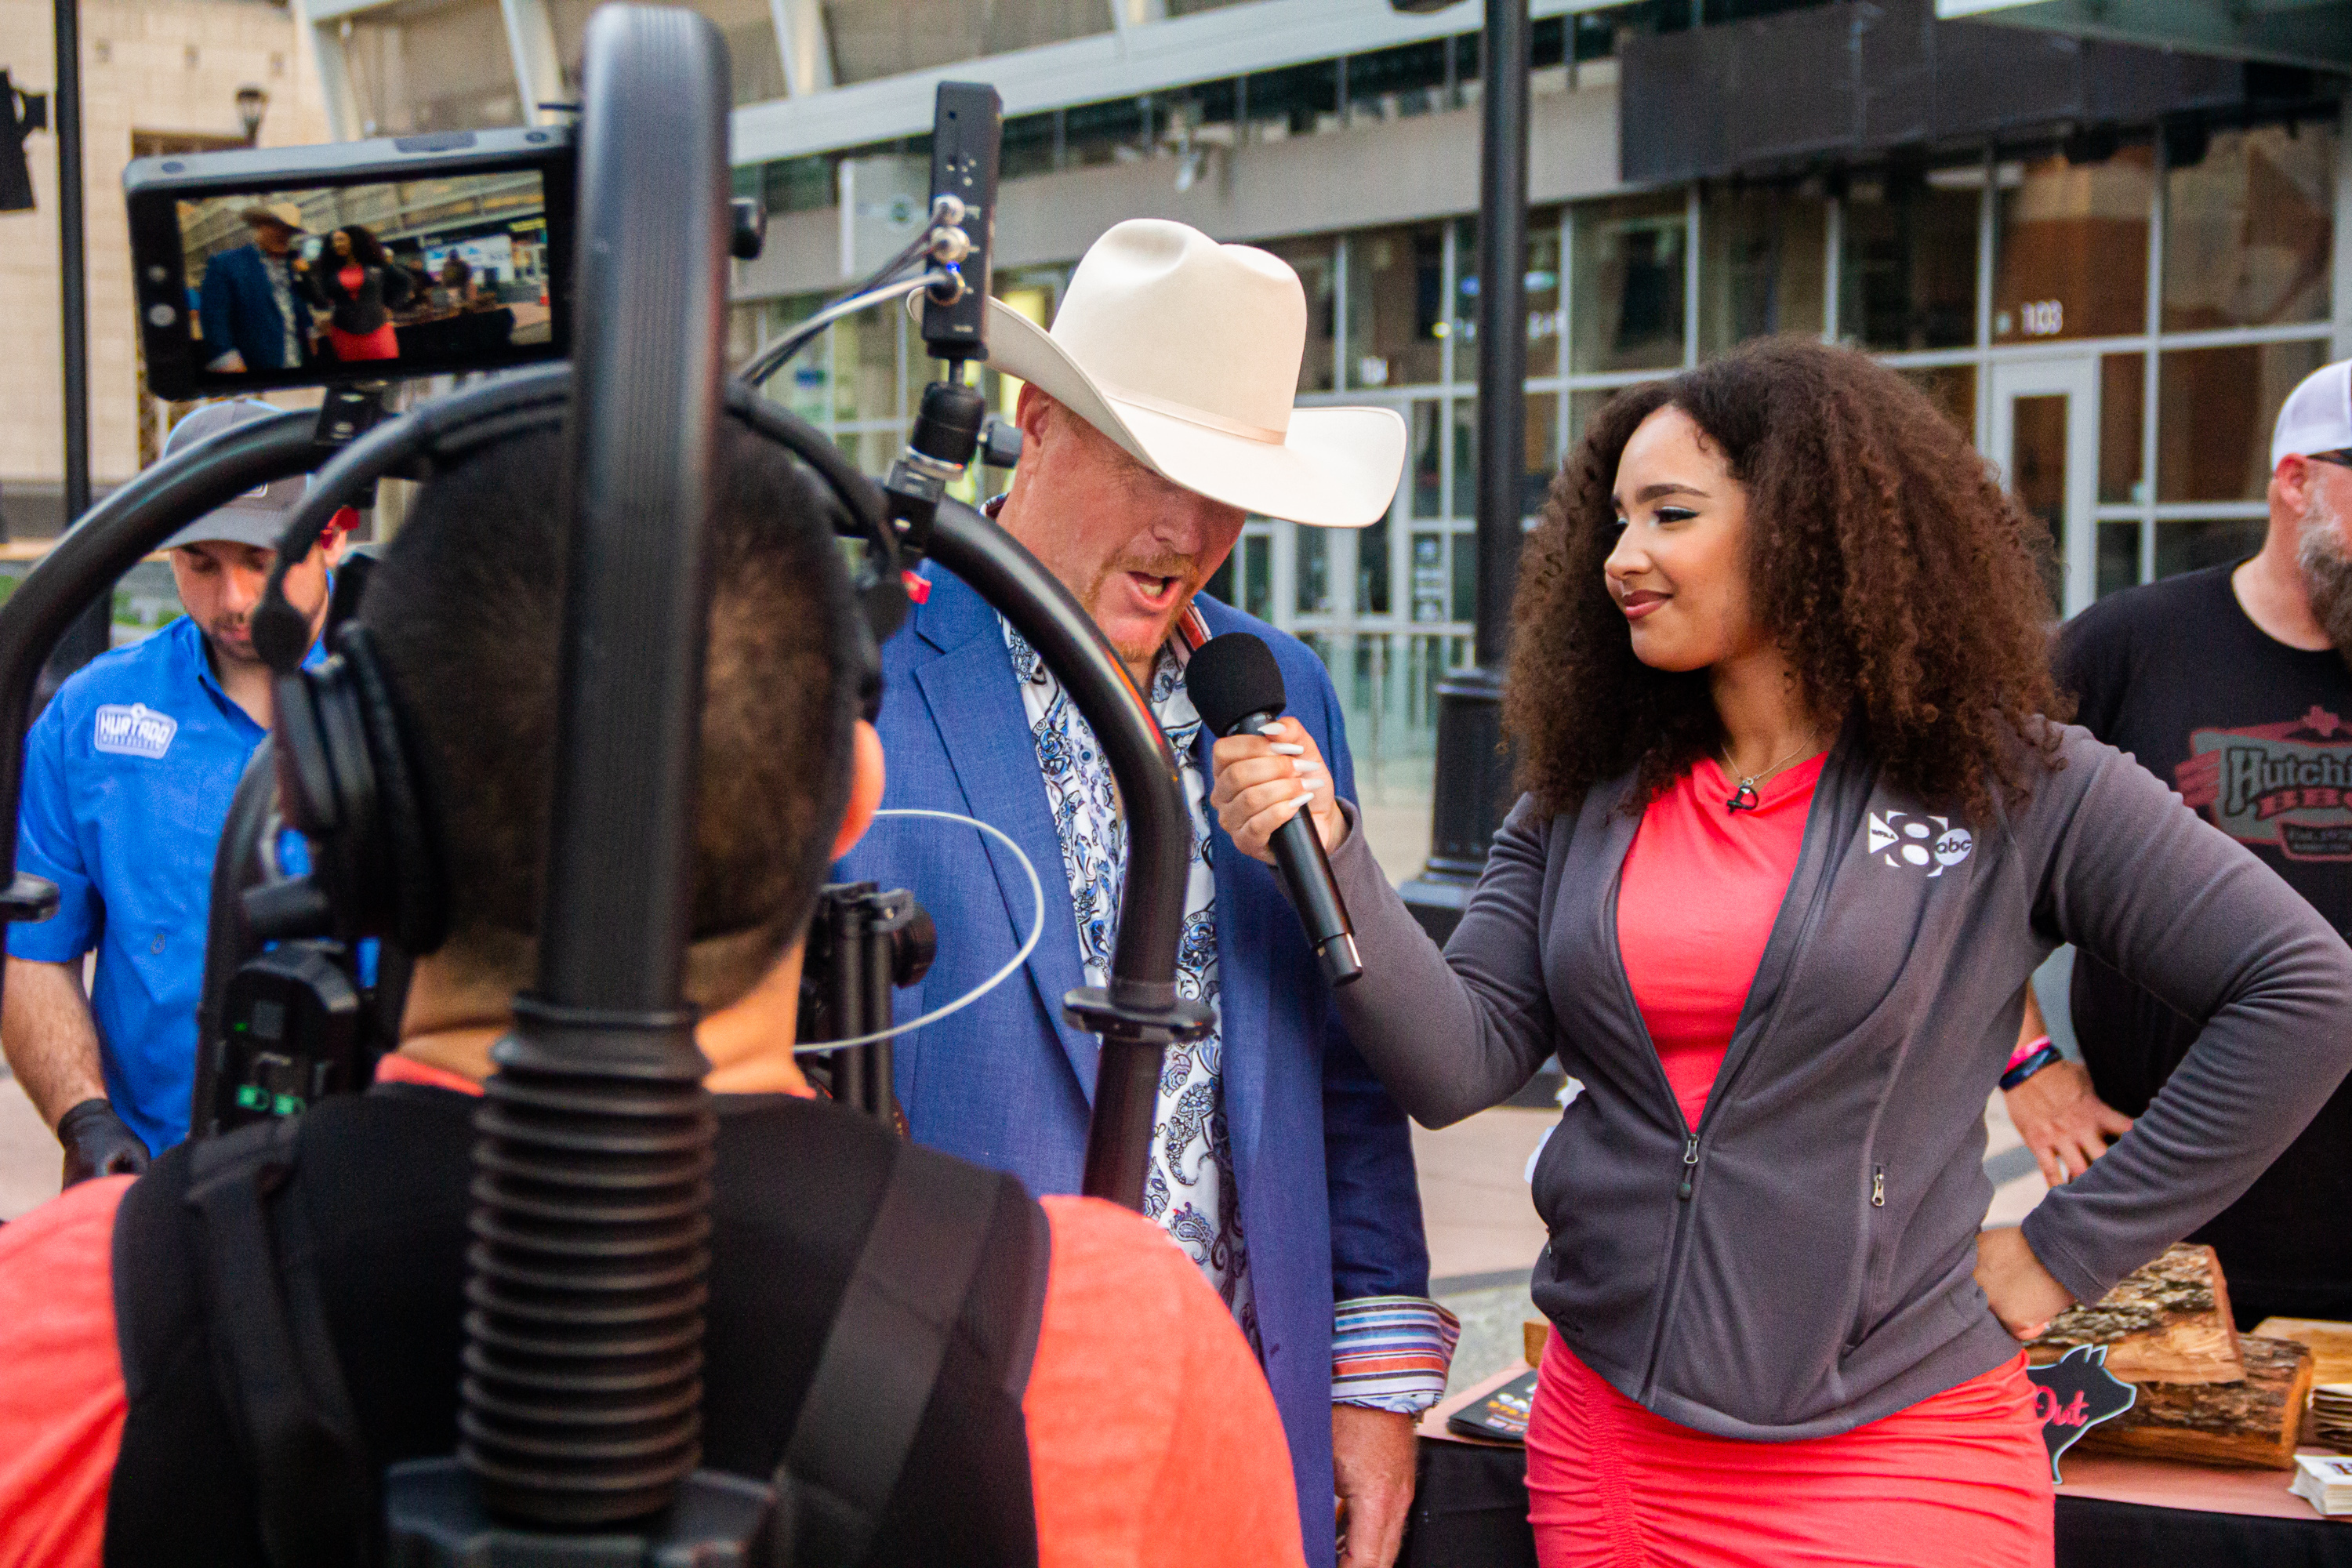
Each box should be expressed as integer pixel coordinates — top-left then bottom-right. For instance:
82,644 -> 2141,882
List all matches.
241,365 -> 895,956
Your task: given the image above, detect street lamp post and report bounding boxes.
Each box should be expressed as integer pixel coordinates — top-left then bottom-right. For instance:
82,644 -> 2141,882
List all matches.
42,0 -> 108,693
236,84 -> 268,143
1398,0 -> 1530,942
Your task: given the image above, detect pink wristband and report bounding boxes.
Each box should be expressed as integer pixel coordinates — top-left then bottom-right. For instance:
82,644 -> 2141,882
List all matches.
2006,1035 -> 2052,1074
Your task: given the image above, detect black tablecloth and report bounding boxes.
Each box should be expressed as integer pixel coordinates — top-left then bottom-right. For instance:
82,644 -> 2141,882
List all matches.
1402,1437 -> 2352,1568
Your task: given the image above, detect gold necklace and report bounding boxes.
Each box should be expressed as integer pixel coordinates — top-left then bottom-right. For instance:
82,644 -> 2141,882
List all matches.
1721,740 -> 1813,815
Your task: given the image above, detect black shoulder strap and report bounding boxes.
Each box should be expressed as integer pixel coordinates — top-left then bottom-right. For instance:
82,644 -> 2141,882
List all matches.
773,1144 -> 1040,1567
183,1118 -> 376,1568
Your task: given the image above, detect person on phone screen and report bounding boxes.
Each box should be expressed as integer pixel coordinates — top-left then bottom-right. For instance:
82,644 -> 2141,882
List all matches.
195,204 -> 308,374
298,224 -> 414,362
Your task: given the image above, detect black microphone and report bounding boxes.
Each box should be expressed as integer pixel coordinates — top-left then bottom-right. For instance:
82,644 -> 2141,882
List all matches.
1186,632 -> 1363,988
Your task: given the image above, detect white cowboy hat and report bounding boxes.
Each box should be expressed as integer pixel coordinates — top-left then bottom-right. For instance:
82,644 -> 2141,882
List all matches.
985,220 -> 1405,528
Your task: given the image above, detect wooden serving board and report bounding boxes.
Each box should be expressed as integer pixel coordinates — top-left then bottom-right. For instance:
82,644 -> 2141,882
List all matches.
2029,1243 -> 2245,1385
2256,1318 -> 2352,1387
2074,1334 -> 2315,1471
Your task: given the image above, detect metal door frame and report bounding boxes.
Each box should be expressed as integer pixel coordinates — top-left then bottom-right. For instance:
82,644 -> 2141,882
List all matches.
1988,355 -> 2100,620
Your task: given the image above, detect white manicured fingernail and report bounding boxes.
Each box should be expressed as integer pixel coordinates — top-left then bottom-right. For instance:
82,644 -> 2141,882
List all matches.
1296,759 -> 1323,774
1299,779 -> 1323,794
1269,742 -> 1306,756
1258,724 -> 1287,737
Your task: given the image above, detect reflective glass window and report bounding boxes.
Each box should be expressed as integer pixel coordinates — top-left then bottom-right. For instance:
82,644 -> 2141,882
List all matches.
815,0 -> 1110,85
1297,527 -> 1334,615
2164,122 -> 2336,332
2098,521 -> 2140,600
345,0 -> 523,135
1410,532 -> 1448,622
1262,236 -> 1338,393
1570,192 -> 1688,372
2100,354 -> 2144,505
1453,212 -> 1564,379
1698,187 -> 1826,357
1838,171 -> 1978,352
2158,340 -> 2328,503
1243,60 -> 1341,142
1993,148 -> 2152,344
832,308 -> 899,423
1410,401 -> 1443,520
1347,225 -> 1446,390
1359,513 -> 1392,616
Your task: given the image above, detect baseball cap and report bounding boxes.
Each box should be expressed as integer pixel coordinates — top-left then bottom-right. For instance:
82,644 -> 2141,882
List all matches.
2270,360 -> 2352,471
158,401 -> 313,551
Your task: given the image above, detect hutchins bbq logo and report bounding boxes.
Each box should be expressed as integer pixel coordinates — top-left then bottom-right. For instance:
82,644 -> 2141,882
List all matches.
2181,707 -> 2352,862
93,703 -> 176,760
1867,811 -> 1973,877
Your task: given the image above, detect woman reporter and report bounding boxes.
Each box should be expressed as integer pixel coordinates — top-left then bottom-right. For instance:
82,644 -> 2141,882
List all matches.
1211,339 -> 2352,1566
296,223 -> 415,361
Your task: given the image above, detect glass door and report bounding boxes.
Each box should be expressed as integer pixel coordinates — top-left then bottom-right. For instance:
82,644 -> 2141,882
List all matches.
1989,358 -> 2100,620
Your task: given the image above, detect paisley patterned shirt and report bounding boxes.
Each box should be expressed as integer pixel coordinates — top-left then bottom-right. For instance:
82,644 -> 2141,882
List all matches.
1004,618 -> 1258,1348
1002,611 -> 1457,1414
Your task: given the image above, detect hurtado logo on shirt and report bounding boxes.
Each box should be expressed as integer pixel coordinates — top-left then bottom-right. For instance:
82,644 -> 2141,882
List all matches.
2180,706 -> 2352,862
1867,810 -> 1973,877
93,702 -> 176,760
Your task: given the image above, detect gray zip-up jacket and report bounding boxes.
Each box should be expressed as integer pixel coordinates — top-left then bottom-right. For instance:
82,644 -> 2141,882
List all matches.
1327,722 -> 2352,1439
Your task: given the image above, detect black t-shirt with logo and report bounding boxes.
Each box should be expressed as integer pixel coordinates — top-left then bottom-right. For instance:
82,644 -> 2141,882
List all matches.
2057,560 -> 2352,1327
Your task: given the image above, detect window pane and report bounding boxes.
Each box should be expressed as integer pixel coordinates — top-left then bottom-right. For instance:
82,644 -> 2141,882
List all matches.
1453,211 -> 1565,379
1523,391 -> 1562,518
1297,526 -> 1333,615
759,294 -> 829,426
815,0 -> 1110,85
2097,521 -> 2140,600
1410,532 -> 1447,622
1261,236 -> 1338,393
2158,340 -> 2329,503
1838,171 -> 1978,352
1242,533 -> 1272,620
1451,531 -> 1476,621
1346,38 -> 1452,125
1410,401 -> 1443,519
1243,60 -> 1341,142
1993,148 -> 2152,344
2165,122 -> 2336,332
1569,387 -> 1617,459
1451,400 -> 1477,518
1571,193 -> 1688,372
1698,186 -> 1827,357
2156,517 -> 2267,579
2100,354 -> 2144,505
345,0 -> 524,135
1359,512 -> 1392,616
1347,225 -> 1446,389
1896,365 -> 1975,441
832,308 -> 899,423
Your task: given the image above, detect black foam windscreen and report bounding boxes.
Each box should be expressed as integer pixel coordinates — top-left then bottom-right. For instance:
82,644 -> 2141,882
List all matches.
1184,631 -> 1288,738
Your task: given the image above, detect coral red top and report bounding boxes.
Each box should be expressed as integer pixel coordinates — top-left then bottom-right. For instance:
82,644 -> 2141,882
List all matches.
1617,752 -> 1827,1130
1549,753 -> 2055,1566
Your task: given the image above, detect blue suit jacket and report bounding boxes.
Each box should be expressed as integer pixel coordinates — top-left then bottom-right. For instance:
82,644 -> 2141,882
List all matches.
839,565 -> 1430,1567
198,245 -> 299,370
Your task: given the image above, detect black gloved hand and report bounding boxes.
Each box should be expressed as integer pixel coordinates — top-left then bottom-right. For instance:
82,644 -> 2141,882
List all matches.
57,1098 -> 150,1188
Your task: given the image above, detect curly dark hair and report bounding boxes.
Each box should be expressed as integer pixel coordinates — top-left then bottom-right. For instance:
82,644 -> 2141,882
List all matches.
1504,338 -> 2067,823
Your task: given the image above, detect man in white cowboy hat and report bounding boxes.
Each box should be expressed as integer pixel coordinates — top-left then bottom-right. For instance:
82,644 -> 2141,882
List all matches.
197,201 -> 311,373
840,219 -> 1449,1568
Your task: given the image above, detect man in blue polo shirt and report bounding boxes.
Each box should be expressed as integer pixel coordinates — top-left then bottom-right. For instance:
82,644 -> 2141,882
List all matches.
2,401 -> 348,1183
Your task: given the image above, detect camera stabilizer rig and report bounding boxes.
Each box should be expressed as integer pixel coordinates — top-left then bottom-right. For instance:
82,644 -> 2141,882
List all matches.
0,7 -> 1213,1560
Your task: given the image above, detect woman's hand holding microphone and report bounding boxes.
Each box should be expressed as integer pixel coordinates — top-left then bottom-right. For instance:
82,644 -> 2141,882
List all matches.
1209,718 -> 1348,865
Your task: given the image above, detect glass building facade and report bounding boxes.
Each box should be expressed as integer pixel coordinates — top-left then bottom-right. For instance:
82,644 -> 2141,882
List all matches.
727,116 -> 2343,804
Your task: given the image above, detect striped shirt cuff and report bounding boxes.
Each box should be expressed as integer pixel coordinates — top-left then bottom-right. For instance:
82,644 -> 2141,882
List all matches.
1330,1295 -> 1462,1415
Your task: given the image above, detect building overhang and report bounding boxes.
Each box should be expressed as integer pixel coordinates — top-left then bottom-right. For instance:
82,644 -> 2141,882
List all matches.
1937,0 -> 2352,71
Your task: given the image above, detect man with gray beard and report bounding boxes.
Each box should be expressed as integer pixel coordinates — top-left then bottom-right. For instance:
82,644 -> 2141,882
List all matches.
2005,359 -> 2352,1328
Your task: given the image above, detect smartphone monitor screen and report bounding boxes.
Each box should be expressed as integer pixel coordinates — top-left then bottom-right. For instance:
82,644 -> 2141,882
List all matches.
129,131 -> 572,399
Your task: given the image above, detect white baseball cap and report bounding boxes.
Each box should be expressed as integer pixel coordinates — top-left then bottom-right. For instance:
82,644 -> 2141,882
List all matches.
2271,361 -> 2352,471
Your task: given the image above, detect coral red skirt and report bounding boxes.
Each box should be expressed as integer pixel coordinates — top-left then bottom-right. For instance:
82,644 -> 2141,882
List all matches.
1526,1329 -> 2053,1567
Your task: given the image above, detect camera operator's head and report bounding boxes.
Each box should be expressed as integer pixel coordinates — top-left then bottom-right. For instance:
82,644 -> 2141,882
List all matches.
358,419 -> 884,1083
